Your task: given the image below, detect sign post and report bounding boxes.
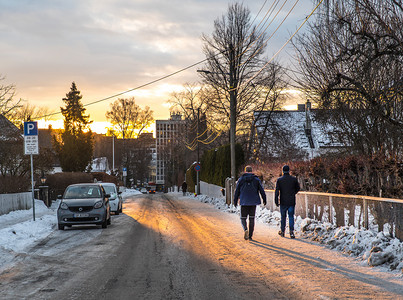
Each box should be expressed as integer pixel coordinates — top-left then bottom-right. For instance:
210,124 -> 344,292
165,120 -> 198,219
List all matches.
24,122 -> 39,221
194,163 -> 201,195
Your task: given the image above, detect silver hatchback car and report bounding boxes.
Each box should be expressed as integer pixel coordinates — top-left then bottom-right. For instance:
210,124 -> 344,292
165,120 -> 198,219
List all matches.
57,183 -> 111,230
100,182 -> 123,215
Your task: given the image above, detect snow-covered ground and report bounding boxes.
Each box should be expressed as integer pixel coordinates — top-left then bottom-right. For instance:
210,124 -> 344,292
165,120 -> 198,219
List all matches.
0,189 -> 402,276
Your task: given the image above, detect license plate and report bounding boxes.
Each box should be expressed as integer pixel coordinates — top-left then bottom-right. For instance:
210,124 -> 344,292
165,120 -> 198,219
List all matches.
73,213 -> 89,218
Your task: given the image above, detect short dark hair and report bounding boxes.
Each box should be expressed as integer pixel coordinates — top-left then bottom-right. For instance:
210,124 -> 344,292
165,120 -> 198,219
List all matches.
282,165 -> 290,173
245,165 -> 253,172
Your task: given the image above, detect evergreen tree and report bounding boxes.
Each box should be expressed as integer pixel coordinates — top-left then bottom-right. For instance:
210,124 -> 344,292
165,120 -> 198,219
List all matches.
53,82 -> 94,172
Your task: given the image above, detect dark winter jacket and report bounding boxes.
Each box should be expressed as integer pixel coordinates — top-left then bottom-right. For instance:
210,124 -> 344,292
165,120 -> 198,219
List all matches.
274,173 -> 300,206
233,173 -> 267,206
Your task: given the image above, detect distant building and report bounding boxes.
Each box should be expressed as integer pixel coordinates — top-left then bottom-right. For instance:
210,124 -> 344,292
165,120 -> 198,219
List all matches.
155,113 -> 186,187
254,101 -> 347,160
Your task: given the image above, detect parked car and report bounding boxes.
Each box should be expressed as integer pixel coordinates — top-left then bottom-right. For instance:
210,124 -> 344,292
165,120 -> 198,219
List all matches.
57,183 -> 111,230
140,188 -> 148,194
100,182 -> 123,215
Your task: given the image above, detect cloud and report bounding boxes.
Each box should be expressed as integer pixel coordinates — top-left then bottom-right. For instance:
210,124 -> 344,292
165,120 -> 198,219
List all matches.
0,0 -> 314,122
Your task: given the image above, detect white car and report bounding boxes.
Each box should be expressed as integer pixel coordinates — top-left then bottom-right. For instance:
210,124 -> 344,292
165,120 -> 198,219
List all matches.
100,182 -> 123,215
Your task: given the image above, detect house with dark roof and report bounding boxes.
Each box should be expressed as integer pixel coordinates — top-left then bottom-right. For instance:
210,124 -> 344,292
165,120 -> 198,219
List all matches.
254,101 -> 348,160
0,114 -> 22,142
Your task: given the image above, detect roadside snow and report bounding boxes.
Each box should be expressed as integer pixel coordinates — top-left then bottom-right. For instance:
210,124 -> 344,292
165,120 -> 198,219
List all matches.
191,193 -> 403,275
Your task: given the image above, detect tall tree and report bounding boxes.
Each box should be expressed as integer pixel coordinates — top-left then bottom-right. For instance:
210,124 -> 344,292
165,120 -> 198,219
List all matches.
200,2 -> 286,162
53,82 -> 94,172
294,0 -> 403,157
106,97 -> 154,139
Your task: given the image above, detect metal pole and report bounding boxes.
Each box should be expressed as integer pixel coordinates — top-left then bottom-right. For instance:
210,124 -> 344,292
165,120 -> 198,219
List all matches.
30,154 -> 35,221
197,107 -> 200,195
112,134 -> 115,172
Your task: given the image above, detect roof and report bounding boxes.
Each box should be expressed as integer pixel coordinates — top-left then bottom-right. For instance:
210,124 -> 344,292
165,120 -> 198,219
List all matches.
0,114 -> 22,141
254,108 -> 347,159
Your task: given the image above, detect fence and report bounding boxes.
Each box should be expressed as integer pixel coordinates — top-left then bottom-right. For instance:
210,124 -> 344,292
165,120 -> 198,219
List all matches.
0,192 -> 32,216
264,191 -> 403,241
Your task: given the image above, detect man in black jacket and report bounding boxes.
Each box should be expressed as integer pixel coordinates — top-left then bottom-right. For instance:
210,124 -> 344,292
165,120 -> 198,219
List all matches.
275,165 -> 300,238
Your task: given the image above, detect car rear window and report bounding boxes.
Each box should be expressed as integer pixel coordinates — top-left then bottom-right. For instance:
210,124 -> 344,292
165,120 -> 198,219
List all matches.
64,186 -> 102,199
103,185 -> 116,195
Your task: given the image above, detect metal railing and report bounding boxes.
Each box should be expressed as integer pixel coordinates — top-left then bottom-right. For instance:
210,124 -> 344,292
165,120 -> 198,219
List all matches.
265,190 -> 403,241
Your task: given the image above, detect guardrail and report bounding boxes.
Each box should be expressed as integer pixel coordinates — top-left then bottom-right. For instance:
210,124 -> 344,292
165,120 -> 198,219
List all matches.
0,192 -> 32,216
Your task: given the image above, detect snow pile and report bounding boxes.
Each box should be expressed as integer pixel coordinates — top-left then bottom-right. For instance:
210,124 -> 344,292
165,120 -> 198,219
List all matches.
300,218 -> 403,271
121,188 -> 142,198
0,200 -> 56,253
0,200 -> 57,272
191,193 -> 403,274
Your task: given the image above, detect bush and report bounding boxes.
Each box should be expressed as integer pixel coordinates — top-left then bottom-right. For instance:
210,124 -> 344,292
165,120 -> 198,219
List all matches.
200,143 -> 244,187
47,172 -> 121,200
0,176 -> 30,193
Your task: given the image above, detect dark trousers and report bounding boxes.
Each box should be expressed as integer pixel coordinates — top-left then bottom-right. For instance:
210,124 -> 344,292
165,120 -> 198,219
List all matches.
280,205 -> 295,232
241,205 -> 256,238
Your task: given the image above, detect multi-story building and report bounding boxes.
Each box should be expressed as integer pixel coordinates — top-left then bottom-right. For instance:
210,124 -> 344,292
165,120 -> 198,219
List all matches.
155,113 -> 186,188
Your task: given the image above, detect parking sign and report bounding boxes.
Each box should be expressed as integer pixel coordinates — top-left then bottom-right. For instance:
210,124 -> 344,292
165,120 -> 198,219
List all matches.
24,122 -> 39,155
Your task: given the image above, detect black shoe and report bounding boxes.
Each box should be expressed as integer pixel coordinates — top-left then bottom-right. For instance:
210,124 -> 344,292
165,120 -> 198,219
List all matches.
290,232 -> 295,239
278,230 -> 285,237
248,236 -> 253,241
244,230 -> 249,240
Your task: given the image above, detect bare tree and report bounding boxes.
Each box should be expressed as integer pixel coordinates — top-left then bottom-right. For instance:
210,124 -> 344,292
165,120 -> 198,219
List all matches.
294,0 -> 403,157
200,2 -> 286,162
106,97 -> 154,139
8,102 -> 49,129
0,75 -> 23,117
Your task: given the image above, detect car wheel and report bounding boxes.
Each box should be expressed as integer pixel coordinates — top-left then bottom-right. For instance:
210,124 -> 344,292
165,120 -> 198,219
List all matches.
107,216 -> 111,225
58,224 -> 64,230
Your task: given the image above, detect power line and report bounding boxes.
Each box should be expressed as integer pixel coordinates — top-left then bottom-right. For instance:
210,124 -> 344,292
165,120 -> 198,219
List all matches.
241,0 -> 324,89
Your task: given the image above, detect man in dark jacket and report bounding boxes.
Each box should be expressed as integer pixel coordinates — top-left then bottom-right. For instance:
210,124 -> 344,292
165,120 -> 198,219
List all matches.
234,166 -> 267,240
275,165 -> 300,238
181,181 -> 187,196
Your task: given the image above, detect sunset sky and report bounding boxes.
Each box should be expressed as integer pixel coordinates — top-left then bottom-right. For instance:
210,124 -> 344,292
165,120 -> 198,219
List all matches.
0,0 -> 316,133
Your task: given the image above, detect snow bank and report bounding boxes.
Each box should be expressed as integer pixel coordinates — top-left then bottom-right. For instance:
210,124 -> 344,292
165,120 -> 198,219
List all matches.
189,193 -> 403,274
121,188 -> 142,198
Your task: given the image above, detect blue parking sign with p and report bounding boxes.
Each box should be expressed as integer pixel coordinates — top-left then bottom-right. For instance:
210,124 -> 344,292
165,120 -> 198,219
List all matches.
24,122 -> 38,136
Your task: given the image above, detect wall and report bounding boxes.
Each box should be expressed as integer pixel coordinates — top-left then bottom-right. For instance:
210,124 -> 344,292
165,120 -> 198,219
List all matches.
200,181 -> 225,199
0,192 -> 32,216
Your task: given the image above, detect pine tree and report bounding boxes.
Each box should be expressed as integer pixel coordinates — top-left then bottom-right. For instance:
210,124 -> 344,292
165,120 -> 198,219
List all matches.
53,82 -> 94,172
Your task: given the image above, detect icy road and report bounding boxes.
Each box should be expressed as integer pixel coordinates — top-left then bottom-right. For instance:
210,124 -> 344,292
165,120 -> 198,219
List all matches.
1,193 -> 403,299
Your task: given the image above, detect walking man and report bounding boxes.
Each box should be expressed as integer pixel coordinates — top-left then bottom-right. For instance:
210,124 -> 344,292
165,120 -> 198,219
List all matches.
234,165 -> 267,240
181,181 -> 187,196
275,165 -> 300,238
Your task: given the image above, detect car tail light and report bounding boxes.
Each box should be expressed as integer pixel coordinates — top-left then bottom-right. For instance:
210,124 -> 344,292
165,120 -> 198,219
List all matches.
94,201 -> 103,209
60,202 -> 68,210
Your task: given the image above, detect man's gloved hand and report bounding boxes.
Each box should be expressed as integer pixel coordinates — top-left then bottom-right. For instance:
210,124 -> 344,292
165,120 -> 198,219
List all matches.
275,201 -> 279,207
263,200 -> 267,206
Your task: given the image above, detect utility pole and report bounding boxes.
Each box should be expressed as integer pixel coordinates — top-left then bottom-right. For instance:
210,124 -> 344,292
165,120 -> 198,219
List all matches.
229,50 -> 236,181
196,107 -> 200,195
